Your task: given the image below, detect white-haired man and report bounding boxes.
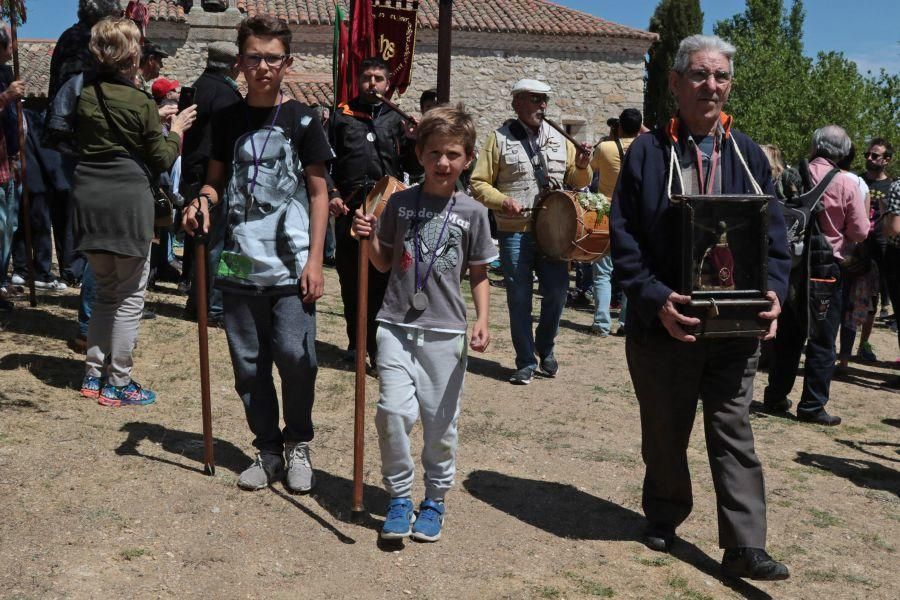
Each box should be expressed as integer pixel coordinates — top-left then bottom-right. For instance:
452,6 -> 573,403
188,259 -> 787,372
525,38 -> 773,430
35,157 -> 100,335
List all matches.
765,126 -> 869,424
611,35 -> 791,580
471,79 -> 592,385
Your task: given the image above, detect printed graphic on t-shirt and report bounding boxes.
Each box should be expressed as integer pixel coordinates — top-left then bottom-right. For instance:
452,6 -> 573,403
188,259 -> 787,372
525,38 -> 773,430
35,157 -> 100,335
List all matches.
396,206 -> 471,276
218,125 -> 310,287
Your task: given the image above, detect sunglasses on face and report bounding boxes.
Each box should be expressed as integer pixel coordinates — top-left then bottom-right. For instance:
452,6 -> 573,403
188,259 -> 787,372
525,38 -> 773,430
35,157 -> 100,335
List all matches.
527,94 -> 549,105
240,54 -> 288,69
865,151 -> 889,160
685,69 -> 732,85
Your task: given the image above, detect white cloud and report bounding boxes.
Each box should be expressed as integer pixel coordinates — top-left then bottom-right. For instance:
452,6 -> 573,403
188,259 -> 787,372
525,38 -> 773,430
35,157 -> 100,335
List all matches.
846,42 -> 900,76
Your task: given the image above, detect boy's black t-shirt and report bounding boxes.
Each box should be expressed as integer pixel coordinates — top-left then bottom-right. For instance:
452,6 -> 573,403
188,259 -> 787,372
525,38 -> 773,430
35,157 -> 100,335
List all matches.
211,98 -> 333,175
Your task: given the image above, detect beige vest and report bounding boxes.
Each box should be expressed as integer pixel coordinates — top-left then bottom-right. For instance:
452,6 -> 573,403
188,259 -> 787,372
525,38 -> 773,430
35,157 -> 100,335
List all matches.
493,120 -> 568,231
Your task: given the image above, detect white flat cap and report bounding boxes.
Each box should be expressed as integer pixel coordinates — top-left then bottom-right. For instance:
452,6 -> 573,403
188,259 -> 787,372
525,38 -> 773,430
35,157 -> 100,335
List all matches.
511,78 -> 552,96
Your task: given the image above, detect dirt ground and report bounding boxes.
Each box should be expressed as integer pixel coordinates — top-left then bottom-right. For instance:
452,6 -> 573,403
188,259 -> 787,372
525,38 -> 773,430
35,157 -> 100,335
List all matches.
0,266 -> 898,600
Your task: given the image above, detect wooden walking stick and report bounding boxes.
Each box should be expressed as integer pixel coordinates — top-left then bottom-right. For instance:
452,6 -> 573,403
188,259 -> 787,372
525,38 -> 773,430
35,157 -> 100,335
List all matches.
194,211 -> 215,476
7,1 -> 36,306
351,223 -> 370,520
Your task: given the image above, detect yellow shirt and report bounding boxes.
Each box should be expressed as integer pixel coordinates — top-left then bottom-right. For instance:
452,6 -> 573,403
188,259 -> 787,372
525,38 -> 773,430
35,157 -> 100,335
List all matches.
590,136 -> 635,198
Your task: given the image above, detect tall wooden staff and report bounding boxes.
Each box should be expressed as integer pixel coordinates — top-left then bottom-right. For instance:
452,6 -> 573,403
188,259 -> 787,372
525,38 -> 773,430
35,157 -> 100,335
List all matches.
194,211 -> 215,476
7,1 -> 36,306
436,0 -> 452,103
351,214 -> 369,519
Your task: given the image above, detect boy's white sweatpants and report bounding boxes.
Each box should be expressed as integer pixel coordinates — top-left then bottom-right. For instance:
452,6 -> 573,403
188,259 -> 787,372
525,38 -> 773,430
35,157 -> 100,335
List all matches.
375,323 -> 468,500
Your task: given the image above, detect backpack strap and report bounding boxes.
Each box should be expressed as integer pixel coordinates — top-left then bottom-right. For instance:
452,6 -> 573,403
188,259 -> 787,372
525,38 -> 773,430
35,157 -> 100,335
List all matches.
797,167 -> 840,213
614,138 -> 625,163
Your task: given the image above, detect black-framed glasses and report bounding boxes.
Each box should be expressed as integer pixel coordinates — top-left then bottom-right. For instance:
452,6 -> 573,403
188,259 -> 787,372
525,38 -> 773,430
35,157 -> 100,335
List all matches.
240,54 -> 288,69
527,94 -> 549,105
685,69 -> 732,85
865,151 -> 888,160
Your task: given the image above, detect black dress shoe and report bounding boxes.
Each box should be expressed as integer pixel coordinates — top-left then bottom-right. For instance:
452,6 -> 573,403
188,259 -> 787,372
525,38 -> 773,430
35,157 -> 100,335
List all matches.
761,397 -> 792,413
722,548 -> 789,581
797,410 -> 841,426
643,524 -> 675,552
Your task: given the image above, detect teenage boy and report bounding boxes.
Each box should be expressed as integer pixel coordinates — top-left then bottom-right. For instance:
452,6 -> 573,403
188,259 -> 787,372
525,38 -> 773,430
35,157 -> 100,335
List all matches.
353,105 -> 497,542
183,15 -> 332,492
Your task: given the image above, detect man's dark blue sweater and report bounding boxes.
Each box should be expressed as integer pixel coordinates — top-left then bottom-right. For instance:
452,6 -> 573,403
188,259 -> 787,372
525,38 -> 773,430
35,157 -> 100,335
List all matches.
610,121 -> 790,339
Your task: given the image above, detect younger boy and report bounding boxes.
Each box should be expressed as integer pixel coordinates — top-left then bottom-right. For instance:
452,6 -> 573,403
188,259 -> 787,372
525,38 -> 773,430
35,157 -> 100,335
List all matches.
183,15 -> 332,492
353,105 -> 496,541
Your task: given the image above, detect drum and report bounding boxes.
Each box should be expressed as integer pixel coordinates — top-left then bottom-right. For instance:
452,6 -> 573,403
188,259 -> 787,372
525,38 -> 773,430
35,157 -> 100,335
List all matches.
351,176 -> 407,239
533,190 -> 611,262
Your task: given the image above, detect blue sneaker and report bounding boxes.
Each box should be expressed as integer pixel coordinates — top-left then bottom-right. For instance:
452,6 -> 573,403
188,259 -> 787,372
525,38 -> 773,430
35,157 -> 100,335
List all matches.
381,497 -> 416,540
80,375 -> 102,399
411,498 -> 445,542
99,381 -> 156,407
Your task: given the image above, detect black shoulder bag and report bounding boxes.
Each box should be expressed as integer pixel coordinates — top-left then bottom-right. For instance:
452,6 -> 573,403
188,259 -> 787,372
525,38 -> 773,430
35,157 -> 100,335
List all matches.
94,82 -> 174,227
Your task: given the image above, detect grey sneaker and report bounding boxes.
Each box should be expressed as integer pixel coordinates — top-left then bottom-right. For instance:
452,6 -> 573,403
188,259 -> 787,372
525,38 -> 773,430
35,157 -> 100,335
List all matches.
509,366 -> 534,385
285,442 -> 315,493
538,354 -> 559,378
238,453 -> 284,491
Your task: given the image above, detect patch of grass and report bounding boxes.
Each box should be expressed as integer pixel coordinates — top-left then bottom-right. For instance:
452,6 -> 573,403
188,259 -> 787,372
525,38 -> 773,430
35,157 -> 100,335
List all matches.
461,419 -> 521,443
577,448 -> 638,467
538,586 -> 561,599
563,572 -> 615,597
804,569 -> 837,583
843,573 -> 879,587
808,508 -> 841,528
665,575 -> 713,600
861,533 -> 896,553
119,547 -> 147,561
838,425 -> 867,435
636,555 -> 674,567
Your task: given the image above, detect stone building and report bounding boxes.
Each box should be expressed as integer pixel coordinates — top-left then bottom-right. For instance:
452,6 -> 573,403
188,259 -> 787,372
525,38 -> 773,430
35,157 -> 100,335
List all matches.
25,0 -> 656,145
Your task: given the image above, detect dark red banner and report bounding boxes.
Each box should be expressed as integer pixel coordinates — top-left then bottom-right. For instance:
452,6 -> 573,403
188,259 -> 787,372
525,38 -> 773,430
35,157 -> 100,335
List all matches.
372,0 -> 419,98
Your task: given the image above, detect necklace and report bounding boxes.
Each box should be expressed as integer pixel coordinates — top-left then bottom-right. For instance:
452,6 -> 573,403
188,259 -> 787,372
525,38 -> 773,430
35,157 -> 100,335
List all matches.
412,187 -> 457,311
247,91 -> 285,201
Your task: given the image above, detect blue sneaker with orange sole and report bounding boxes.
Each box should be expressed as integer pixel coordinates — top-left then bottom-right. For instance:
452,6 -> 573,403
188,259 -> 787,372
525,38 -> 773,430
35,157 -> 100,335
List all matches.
80,375 -> 102,398
98,381 -> 157,407
411,498 -> 445,542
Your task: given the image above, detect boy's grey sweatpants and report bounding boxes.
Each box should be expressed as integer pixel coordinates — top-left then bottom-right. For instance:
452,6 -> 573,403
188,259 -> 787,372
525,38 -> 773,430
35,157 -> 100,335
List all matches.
375,323 -> 468,501
84,250 -> 151,386
223,292 -> 317,455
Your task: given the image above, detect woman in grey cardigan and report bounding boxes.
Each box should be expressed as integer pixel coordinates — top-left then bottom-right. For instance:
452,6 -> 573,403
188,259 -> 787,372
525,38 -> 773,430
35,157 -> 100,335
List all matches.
74,17 -> 195,406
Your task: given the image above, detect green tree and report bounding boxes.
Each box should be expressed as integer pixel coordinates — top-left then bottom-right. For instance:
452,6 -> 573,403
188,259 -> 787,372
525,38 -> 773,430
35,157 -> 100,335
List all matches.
644,0 -> 704,129
714,0 -> 899,168
714,0 -> 813,161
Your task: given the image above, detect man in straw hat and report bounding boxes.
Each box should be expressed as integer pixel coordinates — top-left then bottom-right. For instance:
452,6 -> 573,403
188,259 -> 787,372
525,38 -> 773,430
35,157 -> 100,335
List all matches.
471,78 -> 592,385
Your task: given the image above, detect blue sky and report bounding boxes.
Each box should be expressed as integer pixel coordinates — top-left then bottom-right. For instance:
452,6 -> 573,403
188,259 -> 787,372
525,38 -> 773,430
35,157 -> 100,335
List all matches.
15,0 -> 900,74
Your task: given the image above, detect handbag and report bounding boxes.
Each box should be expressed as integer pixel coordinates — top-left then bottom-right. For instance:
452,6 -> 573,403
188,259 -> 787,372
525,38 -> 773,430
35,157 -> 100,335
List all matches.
93,82 -> 174,227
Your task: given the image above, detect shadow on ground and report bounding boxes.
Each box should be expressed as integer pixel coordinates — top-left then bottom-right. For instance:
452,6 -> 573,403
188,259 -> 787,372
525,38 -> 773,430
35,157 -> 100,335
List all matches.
0,352 -> 82,391
463,470 -> 772,599
115,421 -> 253,476
0,307 -> 77,343
795,451 -> 899,498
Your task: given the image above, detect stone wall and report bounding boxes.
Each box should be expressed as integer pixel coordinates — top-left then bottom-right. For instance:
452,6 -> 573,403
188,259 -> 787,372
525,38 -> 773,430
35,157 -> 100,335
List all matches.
151,18 -> 648,147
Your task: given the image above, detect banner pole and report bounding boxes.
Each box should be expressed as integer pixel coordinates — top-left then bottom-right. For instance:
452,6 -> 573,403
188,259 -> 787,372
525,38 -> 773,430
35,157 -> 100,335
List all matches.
436,0 -> 452,103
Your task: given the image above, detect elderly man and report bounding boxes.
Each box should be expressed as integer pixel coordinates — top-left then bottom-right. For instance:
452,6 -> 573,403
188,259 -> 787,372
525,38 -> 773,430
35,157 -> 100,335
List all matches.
611,35 -> 791,580
764,126 -> 869,424
471,79 -> 592,384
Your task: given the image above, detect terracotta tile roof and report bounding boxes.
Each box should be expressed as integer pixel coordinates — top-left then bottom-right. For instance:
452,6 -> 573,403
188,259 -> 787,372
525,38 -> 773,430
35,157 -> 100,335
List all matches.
146,0 -> 187,22
18,40 -> 56,99
149,0 -> 655,40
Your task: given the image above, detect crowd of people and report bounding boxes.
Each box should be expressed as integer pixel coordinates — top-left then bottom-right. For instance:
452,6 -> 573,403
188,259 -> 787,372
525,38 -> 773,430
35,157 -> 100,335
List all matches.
0,2 -> 897,581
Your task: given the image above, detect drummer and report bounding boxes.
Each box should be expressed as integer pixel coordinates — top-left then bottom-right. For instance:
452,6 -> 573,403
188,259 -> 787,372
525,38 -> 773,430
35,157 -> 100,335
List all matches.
610,34 -> 790,579
328,57 -> 421,368
470,79 -> 592,385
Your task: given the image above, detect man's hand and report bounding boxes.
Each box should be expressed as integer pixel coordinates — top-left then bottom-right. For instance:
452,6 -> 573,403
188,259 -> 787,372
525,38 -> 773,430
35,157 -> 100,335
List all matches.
182,196 -> 210,235
501,197 -> 524,216
657,292 -> 700,342
300,262 -> 325,303
402,118 -> 418,140
158,103 -> 178,123
329,197 -> 349,218
758,290 -> 781,341
5,80 -> 25,100
575,142 -> 592,169
470,319 -> 490,352
352,207 -> 377,239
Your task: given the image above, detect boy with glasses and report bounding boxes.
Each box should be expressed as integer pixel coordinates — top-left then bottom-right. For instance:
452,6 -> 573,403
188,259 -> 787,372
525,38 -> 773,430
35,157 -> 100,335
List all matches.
182,15 -> 333,492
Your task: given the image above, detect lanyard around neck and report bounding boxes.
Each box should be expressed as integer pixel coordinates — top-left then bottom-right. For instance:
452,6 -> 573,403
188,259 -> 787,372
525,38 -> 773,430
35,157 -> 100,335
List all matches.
247,91 -> 285,197
413,186 -> 457,294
